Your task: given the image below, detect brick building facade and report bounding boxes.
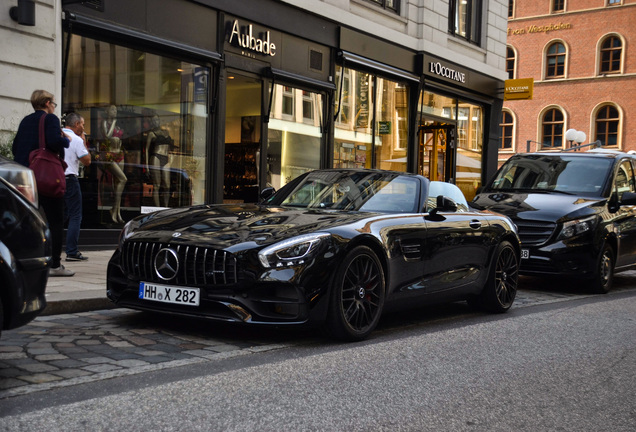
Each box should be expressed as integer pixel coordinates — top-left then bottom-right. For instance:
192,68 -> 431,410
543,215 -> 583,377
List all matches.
500,0 -> 636,164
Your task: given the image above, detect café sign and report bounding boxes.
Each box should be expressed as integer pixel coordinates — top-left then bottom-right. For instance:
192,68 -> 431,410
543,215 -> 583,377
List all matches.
227,19 -> 276,57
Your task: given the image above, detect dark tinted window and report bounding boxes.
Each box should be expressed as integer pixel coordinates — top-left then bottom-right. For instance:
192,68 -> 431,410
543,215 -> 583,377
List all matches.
489,155 -> 614,196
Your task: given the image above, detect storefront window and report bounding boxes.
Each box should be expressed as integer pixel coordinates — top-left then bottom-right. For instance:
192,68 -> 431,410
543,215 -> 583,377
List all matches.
63,34 -> 209,227
333,66 -> 409,172
267,84 -> 323,190
457,102 -> 483,200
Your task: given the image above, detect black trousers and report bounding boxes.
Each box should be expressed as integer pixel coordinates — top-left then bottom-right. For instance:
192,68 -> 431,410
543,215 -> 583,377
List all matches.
39,195 -> 65,268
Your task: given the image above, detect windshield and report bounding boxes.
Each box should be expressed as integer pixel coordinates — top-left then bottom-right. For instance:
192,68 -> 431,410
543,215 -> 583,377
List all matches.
489,155 -> 613,196
266,170 -> 420,213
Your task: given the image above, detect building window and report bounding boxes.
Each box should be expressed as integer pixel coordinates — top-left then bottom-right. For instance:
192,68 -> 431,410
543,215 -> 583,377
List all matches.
552,0 -> 565,13
449,0 -> 482,45
366,0 -> 399,13
282,86 -> 294,118
542,108 -> 564,148
600,36 -> 622,74
508,0 -> 514,18
506,47 -> 516,79
500,111 -> 514,150
546,42 -> 566,79
595,105 -> 620,147
608,0 -> 622,6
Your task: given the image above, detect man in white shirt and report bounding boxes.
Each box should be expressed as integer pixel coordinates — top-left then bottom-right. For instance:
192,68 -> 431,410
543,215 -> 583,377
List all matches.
62,112 -> 91,261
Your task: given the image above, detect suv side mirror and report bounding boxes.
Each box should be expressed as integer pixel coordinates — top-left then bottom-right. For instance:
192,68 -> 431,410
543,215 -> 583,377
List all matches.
260,187 -> 276,202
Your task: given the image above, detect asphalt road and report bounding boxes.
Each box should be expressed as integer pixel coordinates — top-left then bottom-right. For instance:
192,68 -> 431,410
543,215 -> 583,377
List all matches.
1,278 -> 635,431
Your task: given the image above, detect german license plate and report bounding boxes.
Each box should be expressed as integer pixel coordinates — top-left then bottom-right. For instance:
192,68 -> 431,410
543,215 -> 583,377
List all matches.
139,282 -> 200,306
521,249 -> 530,259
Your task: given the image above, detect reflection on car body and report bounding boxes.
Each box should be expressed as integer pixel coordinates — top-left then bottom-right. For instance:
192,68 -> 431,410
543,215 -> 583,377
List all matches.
0,156 -> 50,338
472,149 -> 636,293
107,169 -> 520,340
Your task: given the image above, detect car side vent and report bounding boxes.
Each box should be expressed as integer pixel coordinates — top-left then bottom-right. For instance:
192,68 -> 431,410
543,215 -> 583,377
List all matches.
400,240 -> 422,261
309,49 -> 323,71
121,241 -> 239,286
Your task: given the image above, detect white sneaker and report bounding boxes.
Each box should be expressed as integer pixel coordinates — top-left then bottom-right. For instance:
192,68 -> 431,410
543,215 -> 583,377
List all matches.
49,265 -> 75,277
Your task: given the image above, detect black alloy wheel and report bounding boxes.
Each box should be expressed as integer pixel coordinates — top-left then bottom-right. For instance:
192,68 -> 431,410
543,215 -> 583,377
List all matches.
589,243 -> 614,294
471,240 -> 519,313
326,246 -> 385,341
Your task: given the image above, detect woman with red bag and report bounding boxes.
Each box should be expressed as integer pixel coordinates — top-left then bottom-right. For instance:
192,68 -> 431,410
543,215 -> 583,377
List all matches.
12,90 -> 74,277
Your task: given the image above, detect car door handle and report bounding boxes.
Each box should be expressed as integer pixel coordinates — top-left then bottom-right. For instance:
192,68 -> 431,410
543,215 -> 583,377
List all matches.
469,220 -> 482,229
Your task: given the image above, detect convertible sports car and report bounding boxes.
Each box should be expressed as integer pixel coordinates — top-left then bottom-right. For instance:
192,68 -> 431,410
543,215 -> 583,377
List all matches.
107,169 -> 520,340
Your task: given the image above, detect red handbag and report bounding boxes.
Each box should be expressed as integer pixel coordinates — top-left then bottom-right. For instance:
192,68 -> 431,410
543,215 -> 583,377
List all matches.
29,114 -> 67,198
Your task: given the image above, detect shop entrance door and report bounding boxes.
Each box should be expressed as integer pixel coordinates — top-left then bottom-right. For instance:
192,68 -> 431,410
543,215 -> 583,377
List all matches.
417,121 -> 456,183
224,74 -> 262,203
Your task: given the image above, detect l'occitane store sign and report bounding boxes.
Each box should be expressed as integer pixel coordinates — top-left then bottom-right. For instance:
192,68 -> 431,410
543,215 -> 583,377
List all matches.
504,78 -> 534,101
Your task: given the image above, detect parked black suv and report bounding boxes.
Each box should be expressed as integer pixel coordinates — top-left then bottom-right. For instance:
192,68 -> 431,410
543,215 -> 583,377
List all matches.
0,156 -> 50,338
472,149 -> 636,293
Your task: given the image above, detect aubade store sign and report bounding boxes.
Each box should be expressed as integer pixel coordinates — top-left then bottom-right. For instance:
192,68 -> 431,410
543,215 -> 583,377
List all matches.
226,19 -> 277,58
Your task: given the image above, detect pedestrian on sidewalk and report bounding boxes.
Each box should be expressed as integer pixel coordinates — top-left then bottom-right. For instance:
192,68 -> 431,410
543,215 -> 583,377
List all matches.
62,112 -> 91,262
12,89 -> 74,276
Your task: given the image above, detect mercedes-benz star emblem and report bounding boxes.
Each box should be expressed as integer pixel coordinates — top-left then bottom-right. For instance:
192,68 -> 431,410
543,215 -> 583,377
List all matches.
154,248 -> 179,281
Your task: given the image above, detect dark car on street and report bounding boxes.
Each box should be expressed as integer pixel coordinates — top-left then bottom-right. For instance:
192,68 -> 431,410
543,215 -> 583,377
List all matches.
0,156 -> 51,338
472,149 -> 636,293
107,168 -> 520,341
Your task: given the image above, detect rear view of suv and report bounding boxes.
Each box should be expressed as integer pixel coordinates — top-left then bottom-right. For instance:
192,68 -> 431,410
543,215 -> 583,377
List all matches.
472,149 -> 636,293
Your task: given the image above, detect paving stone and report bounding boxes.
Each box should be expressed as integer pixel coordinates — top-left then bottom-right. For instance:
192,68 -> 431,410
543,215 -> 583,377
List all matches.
0,352 -> 27,360
19,363 -> 60,373
76,339 -> 102,345
0,367 -> 22,378
106,341 -> 134,348
28,348 -> 59,356
48,358 -> 88,369
111,359 -> 150,368
17,373 -> 63,384
123,336 -> 156,346
34,354 -> 69,361
82,356 -> 116,364
50,369 -> 93,379
0,346 -> 23,353
206,344 -> 241,353
0,378 -> 27,390
82,364 -> 122,373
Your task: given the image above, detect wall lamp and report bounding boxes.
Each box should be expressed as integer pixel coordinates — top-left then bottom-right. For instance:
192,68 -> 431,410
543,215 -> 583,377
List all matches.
10,0 -> 35,26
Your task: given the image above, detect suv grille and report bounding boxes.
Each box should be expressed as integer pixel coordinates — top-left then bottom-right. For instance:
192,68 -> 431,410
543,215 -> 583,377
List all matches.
121,241 -> 239,286
515,220 -> 557,246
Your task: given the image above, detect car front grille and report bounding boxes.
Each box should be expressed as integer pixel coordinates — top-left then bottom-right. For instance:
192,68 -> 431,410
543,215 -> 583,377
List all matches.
121,241 -> 239,286
515,220 -> 557,246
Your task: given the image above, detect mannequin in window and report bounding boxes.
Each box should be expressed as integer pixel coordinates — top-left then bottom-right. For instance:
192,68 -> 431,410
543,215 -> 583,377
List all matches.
145,114 -> 174,207
101,104 -> 127,224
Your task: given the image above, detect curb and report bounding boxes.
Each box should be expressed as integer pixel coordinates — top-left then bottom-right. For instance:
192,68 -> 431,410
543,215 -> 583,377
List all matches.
41,298 -> 115,316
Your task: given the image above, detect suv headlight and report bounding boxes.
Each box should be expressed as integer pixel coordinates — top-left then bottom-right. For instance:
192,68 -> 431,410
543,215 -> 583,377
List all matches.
557,216 -> 598,240
258,233 -> 330,268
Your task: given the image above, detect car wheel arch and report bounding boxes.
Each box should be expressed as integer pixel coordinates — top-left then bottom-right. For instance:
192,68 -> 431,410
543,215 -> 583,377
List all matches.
341,235 -> 390,289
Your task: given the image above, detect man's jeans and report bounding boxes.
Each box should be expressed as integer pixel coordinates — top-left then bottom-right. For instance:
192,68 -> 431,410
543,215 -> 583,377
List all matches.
64,175 -> 82,256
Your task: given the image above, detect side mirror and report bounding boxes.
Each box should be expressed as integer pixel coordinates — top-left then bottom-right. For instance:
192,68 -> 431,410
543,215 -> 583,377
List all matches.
430,195 -> 457,215
620,191 -> 636,206
260,187 -> 276,202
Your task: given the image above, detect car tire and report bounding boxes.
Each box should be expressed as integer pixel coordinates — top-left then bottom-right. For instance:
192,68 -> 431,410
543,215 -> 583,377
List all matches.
471,240 -> 518,313
325,245 -> 385,341
588,244 -> 614,294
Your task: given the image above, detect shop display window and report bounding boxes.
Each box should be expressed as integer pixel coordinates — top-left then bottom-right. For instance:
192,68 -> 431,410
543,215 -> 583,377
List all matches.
62,33 -> 210,227
334,66 -> 409,172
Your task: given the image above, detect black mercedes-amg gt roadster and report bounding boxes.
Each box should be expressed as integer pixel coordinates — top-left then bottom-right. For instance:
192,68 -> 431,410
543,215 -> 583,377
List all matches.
107,169 -> 520,340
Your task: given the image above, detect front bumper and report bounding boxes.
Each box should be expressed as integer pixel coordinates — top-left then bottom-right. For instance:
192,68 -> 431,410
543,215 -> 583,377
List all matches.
519,240 -> 598,278
106,248 -> 333,326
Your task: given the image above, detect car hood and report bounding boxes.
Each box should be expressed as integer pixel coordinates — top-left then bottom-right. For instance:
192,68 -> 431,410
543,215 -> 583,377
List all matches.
472,191 -> 606,222
126,203 -> 376,252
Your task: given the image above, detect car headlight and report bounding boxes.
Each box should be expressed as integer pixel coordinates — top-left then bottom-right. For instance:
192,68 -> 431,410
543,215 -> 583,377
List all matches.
118,219 -> 140,249
0,163 -> 38,206
557,216 -> 598,240
258,233 -> 330,268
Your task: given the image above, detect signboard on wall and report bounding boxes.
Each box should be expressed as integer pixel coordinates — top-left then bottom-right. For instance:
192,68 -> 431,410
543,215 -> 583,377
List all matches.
504,78 -> 534,100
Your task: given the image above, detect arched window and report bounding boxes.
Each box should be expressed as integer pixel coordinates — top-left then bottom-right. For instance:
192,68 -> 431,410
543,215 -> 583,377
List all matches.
546,42 -> 566,79
500,111 -> 514,150
595,105 -> 620,147
506,47 -> 516,79
542,109 -> 564,148
600,36 -> 622,74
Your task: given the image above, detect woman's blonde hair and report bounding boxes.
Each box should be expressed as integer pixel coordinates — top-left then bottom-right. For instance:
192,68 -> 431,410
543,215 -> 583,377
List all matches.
30,89 -> 55,110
